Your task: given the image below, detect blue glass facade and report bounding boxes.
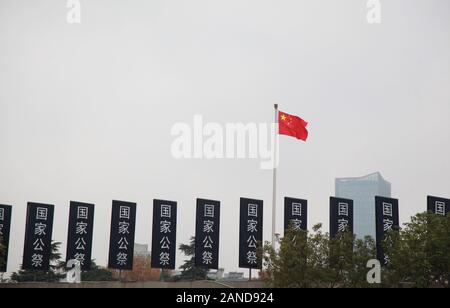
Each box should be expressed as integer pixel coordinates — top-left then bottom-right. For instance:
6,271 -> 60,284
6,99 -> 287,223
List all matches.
335,172 -> 391,239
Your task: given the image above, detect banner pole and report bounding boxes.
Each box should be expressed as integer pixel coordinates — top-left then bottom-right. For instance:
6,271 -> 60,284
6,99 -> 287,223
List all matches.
272,104 -> 279,251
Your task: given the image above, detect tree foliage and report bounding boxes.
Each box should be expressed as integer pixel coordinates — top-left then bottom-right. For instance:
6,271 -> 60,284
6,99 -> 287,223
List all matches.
262,224 -> 376,288
262,212 -> 450,288
10,241 -> 65,283
179,236 -> 209,281
383,212 -> 450,288
81,260 -> 116,282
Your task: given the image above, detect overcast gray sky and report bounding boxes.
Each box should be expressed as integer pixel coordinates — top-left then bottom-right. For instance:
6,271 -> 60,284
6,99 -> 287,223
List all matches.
0,0 -> 449,275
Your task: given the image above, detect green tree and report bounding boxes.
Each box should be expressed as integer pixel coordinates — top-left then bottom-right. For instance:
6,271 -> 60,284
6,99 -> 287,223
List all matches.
305,224 -> 332,287
348,236 -> 377,288
327,231 -> 356,288
179,236 -> 209,281
262,224 -> 377,288
328,233 -> 377,288
11,241 -> 65,283
262,225 -> 310,288
81,260 -> 116,282
262,224 -> 333,288
383,212 -> 450,288
263,212 -> 450,288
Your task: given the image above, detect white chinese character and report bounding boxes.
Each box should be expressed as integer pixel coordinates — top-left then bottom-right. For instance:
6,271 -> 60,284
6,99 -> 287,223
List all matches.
247,235 -> 257,248
383,218 -> 394,232
338,218 -> 349,233
74,253 -> 86,265
291,219 -> 302,231
75,237 -> 87,250
203,220 -> 214,233
161,204 -> 171,218
160,236 -> 171,249
118,237 -> 129,250
116,252 -> 128,266
76,222 -> 88,235
384,254 -> 391,265
247,219 -> 258,233
34,223 -> 47,236
435,201 -> 446,216
383,203 -> 393,217
0,224 -> 3,236
118,221 -> 130,234
31,254 -> 44,267
0,208 -> 4,221
292,203 -> 302,216
77,206 -> 89,220
203,235 -> 213,249
33,238 -> 45,251
246,251 -> 258,265
119,206 -> 130,219
159,252 -> 170,266
338,203 -> 349,216
248,204 -> 258,217
204,204 -> 214,218
160,220 -> 171,234
202,251 -> 213,265
36,207 -> 48,220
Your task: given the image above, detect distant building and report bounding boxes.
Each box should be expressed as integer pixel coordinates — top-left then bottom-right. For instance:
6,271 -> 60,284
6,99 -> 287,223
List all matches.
221,272 -> 246,282
134,243 -> 151,258
335,172 -> 391,239
207,268 -> 225,280
111,243 -> 161,282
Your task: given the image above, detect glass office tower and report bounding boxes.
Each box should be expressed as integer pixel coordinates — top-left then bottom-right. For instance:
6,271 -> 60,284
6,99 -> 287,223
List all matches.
335,172 -> 391,239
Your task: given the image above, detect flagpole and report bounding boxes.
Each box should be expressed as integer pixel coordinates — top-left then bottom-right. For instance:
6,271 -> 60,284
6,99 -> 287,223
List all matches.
272,104 -> 279,251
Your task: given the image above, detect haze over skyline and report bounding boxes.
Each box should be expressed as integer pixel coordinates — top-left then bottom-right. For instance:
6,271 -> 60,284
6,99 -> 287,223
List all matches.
0,0 -> 449,275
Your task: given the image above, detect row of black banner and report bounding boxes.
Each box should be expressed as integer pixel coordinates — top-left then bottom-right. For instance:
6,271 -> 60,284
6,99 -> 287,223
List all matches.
0,196 -> 448,272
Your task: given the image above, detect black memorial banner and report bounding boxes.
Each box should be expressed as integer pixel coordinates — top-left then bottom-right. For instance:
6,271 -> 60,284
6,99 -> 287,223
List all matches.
239,198 -> 263,269
284,197 -> 307,233
151,199 -> 177,269
108,200 -> 136,270
427,196 -> 449,217
22,203 -> 55,270
330,197 -> 353,238
66,201 -> 95,270
375,196 -> 399,265
195,199 -> 220,269
0,204 -> 12,272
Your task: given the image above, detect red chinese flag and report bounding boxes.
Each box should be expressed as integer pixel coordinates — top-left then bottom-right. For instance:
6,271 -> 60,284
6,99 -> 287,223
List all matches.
278,111 -> 309,141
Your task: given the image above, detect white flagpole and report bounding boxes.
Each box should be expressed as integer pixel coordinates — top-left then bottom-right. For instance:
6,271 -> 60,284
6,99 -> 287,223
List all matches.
272,104 -> 279,251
